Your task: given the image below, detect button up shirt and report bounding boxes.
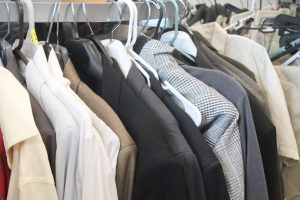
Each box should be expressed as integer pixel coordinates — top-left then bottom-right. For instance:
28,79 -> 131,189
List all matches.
0,67 -> 57,200
21,42 -> 119,200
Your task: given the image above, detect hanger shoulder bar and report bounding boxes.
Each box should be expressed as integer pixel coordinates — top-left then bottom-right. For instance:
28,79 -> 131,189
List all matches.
0,1 -> 177,23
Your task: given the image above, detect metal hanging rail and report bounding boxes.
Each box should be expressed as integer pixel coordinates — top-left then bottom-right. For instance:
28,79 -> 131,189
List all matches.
0,1 -> 176,23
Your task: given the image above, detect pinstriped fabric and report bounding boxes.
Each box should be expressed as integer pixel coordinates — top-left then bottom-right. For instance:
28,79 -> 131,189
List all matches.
140,40 -> 244,200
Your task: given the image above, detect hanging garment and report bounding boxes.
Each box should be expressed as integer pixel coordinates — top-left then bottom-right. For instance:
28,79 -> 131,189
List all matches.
275,65 -> 300,200
0,129 -> 10,200
175,33 -> 282,199
146,71 -> 229,200
182,65 -> 272,200
139,40 -> 244,200
126,63 -> 206,200
63,56 -> 137,200
0,67 -> 57,200
4,47 -> 56,178
47,47 -> 120,173
66,41 -> 190,200
17,58 -> 79,200
192,22 -> 299,163
190,32 -> 268,112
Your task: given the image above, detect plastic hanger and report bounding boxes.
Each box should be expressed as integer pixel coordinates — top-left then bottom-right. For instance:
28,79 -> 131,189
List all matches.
159,0 -> 196,62
1,1 -> 10,42
283,51 -> 300,65
0,1 -> 10,66
12,0 -> 29,65
22,0 -> 37,43
101,0 -> 132,78
225,0 -> 256,31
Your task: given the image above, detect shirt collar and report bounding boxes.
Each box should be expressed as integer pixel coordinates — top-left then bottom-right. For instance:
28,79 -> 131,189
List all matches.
0,67 -> 39,167
191,22 -> 227,54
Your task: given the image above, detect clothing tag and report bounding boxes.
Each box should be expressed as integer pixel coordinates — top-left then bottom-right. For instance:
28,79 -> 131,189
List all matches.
30,29 -> 38,45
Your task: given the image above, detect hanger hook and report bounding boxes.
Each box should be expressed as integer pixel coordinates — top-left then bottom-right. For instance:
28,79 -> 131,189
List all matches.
70,1 -> 78,29
177,0 -> 187,24
46,1 -> 58,43
155,0 -> 167,33
140,0 -> 151,34
2,1 -> 10,41
81,0 -> 94,36
56,1 -> 61,46
140,0 -> 160,35
108,0 -> 122,42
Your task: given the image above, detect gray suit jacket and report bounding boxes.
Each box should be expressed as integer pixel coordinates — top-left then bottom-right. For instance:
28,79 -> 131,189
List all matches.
182,65 -> 269,200
126,64 -> 206,200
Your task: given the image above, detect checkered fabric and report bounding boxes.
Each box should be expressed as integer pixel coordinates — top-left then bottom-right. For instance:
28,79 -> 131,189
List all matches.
140,40 -> 244,200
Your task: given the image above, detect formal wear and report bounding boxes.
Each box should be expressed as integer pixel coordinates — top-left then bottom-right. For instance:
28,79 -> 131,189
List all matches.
176,34 -> 282,200
127,63 -> 206,200
191,22 -> 298,163
182,65 -> 270,200
147,70 -> 229,200
63,57 -> 137,200
0,67 -> 57,200
275,65 -> 300,200
47,47 -> 120,173
191,31 -> 269,113
66,39 -> 191,200
140,39 -> 244,200
18,58 -> 79,200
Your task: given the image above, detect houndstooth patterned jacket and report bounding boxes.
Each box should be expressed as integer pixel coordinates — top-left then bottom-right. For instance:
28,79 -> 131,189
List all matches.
140,40 -> 244,200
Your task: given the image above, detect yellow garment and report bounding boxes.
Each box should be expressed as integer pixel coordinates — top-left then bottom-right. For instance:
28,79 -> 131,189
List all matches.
0,67 -> 57,200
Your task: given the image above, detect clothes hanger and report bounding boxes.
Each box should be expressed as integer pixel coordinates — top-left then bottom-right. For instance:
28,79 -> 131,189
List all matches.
100,0 -> 132,78
160,0 -> 196,62
273,14 -> 300,36
269,38 -> 300,61
63,1 -> 104,77
0,1 -> 9,66
12,0 -> 29,65
225,0 -> 256,31
22,0 -> 37,44
283,51 -> 300,65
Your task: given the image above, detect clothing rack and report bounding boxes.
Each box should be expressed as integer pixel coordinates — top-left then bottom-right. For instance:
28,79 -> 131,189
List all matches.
0,1 -> 176,23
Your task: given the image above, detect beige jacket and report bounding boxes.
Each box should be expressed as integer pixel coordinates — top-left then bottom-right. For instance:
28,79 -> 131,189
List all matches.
63,58 -> 137,200
275,65 -> 300,200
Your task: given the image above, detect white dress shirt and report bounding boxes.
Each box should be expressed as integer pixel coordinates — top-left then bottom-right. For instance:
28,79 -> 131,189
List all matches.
18,58 -> 79,200
191,22 -> 299,163
47,48 -> 120,172
0,67 -> 58,200
21,41 -> 119,200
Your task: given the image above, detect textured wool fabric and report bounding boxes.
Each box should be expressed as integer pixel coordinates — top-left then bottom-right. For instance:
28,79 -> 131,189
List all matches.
140,40 -> 244,200
147,70 -> 229,200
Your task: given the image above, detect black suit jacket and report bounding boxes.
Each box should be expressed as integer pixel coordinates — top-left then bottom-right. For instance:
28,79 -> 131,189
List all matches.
126,65 -> 206,200
146,70 -> 229,200
65,40 -> 194,200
